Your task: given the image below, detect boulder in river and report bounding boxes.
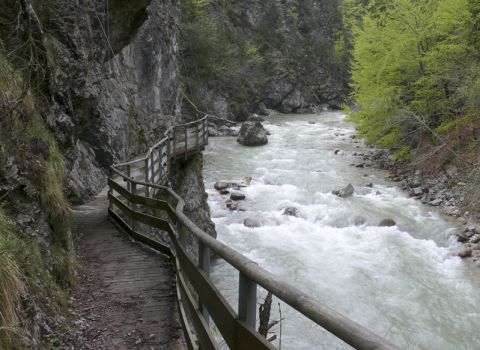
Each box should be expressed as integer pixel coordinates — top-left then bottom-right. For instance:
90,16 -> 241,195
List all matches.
219,189 -> 229,195
237,121 -> 268,146
226,200 -> 239,211
244,218 -> 261,228
282,207 -> 299,217
215,181 -> 241,191
230,191 -> 246,200
214,181 -> 229,191
379,218 -> 396,227
458,248 -> 473,258
332,184 -> 354,198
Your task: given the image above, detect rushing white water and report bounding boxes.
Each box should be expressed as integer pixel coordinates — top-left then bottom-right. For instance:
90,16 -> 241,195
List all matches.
203,112 -> 480,350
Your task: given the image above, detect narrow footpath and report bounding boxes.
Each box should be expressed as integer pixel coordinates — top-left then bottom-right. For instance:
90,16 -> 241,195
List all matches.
69,187 -> 185,350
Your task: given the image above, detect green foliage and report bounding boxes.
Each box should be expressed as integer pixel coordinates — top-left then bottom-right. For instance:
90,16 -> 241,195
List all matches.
348,0 -> 479,151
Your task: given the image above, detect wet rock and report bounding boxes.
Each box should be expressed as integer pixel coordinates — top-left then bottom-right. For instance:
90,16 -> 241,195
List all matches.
282,207 -> 299,217
237,121 -> 268,146
411,187 -> 423,197
214,181 -> 229,191
458,248 -> 473,258
366,183 -> 373,188
469,234 -> 480,244
429,199 -> 443,206
457,231 -> 472,243
230,191 -> 246,200
379,218 -> 396,227
354,216 -> 367,226
226,200 -> 239,211
244,218 -> 261,228
466,223 -> 477,234
219,189 -> 229,195
332,184 -> 354,198
308,121 -> 316,124
334,149 -> 344,155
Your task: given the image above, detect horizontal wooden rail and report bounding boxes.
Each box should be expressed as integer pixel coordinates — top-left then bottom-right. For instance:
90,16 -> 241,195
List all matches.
108,115 -> 400,350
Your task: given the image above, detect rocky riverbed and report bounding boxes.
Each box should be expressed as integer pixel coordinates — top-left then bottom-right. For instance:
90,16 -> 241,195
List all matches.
204,111 -> 480,350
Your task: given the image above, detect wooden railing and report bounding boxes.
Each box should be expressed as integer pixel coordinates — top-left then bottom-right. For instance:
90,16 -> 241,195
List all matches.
107,115 -> 400,350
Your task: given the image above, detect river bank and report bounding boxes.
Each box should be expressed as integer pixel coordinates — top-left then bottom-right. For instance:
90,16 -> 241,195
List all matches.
356,145 -> 480,262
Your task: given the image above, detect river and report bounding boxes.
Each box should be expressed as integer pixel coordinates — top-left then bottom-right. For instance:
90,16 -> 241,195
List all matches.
203,112 -> 480,350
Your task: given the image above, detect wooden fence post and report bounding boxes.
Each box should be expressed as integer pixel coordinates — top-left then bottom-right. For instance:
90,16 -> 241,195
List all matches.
238,273 -> 257,329
198,242 -> 210,324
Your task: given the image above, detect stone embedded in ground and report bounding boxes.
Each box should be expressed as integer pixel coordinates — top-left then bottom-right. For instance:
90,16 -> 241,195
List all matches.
429,199 -> 443,206
466,223 -> 477,234
456,231 -> 471,243
379,218 -> 396,227
244,218 -> 261,228
282,207 -> 299,217
469,234 -> 480,244
237,121 -> 268,146
412,187 -> 423,197
230,191 -> 246,200
458,248 -> 473,258
332,184 -> 354,198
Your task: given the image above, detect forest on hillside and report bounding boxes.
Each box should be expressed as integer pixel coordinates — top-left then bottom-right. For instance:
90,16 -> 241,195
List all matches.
181,0 -> 480,166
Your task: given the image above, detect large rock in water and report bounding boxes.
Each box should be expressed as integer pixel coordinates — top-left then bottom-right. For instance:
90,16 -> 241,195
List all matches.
332,184 -> 354,198
237,121 -> 268,146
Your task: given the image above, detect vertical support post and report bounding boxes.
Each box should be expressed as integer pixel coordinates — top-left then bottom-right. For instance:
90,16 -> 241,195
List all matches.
150,151 -> 155,185
108,167 -> 113,211
130,182 -> 137,231
238,273 -> 257,328
205,117 -> 209,146
198,242 -> 210,324
167,135 -> 172,179
172,127 -> 176,161
184,126 -> 188,161
196,120 -> 199,149
144,158 -> 149,198
159,146 -> 164,183
126,165 -> 132,228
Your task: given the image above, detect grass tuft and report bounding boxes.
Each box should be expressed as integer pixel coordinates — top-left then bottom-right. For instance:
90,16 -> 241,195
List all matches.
0,209 -> 26,350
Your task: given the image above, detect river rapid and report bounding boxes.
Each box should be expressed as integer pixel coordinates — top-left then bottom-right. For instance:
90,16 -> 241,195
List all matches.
203,112 -> 480,350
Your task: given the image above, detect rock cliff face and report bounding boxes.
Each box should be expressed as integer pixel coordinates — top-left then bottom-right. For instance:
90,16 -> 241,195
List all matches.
0,0 -> 215,347
180,0 -> 347,119
32,0 -> 183,203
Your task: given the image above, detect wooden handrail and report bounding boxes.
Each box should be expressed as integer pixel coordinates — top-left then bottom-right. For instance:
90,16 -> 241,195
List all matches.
107,116 -> 400,350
